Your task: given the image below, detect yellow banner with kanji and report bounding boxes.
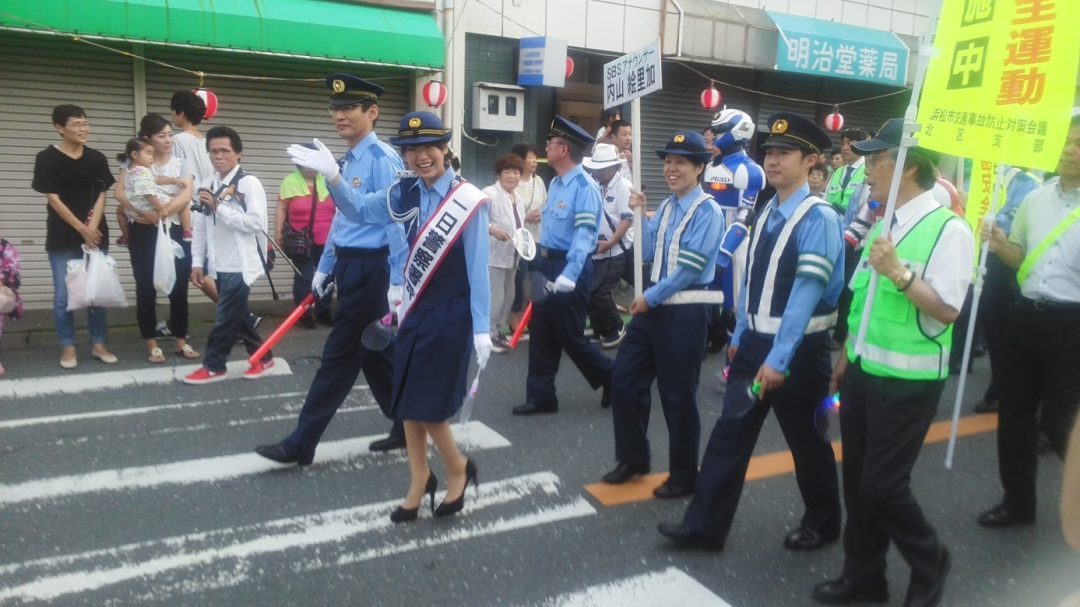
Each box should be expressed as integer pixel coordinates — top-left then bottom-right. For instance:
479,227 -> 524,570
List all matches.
966,160 -> 998,257
916,0 -> 1080,171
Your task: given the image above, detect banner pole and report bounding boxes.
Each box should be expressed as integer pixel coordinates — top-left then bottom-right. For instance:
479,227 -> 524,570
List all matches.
632,97 -> 643,298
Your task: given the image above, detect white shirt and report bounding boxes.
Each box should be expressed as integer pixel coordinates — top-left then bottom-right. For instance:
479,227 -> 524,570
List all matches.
594,173 -> 633,259
192,165 -> 268,286
483,183 -> 525,270
1010,180 -> 1080,303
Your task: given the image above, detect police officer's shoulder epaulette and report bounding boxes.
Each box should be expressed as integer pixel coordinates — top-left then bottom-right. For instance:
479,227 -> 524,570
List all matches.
369,144 -> 387,160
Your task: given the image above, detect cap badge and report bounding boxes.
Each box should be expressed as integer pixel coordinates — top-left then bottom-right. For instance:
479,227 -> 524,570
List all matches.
408,117 -> 422,129
332,79 -> 346,94
673,134 -> 686,143
771,119 -> 789,135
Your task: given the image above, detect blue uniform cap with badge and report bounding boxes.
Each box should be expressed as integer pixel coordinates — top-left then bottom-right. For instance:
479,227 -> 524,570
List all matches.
547,115 -> 595,150
390,111 -> 452,148
655,131 -> 712,164
850,117 -> 940,164
326,73 -> 385,108
761,112 -> 833,155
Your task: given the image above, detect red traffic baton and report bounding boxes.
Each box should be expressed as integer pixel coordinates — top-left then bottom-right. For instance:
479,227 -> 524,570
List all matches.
248,293 -> 316,366
509,302 -> 532,349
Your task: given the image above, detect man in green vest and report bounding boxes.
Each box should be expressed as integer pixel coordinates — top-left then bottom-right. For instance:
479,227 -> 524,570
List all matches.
812,119 -> 974,607
978,112 -> 1080,530
824,128 -> 870,215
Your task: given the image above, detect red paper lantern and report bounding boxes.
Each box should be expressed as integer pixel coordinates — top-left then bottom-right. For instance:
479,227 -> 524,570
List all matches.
565,57 -> 575,79
193,88 -> 219,121
700,86 -> 722,110
421,81 -> 448,108
824,106 -> 844,132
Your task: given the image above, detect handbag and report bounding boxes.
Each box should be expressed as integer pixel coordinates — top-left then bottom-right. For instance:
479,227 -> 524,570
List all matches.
282,187 -> 318,258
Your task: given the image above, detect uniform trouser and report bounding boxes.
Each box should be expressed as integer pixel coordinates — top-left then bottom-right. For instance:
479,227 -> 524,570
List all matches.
833,243 -> 859,343
611,303 -> 708,486
977,256 -> 1017,404
128,222 -> 190,340
526,255 -> 613,407
283,251 -> 402,457
203,272 -> 268,373
682,330 -> 840,545
996,300 -> 1080,516
587,253 -> 626,338
839,361 -> 944,589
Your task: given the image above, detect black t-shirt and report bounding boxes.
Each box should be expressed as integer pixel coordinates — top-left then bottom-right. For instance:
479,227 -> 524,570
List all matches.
32,145 -> 115,252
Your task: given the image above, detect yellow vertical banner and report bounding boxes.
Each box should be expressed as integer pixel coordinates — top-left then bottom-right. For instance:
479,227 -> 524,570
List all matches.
966,160 -> 997,257
916,0 -> 1080,171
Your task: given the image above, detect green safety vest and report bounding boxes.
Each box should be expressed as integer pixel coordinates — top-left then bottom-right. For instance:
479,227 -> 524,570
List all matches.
846,205 -> 959,380
825,163 -> 866,213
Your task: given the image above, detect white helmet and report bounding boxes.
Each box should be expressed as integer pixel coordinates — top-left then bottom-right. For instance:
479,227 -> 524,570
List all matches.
711,108 -> 755,150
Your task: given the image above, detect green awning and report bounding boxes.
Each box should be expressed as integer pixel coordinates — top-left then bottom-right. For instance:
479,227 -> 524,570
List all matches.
0,0 -> 444,70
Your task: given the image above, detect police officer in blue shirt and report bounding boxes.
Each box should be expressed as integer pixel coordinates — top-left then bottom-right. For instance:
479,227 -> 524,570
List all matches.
658,112 -> 843,551
514,116 -> 615,415
255,74 -> 407,466
601,131 -> 725,498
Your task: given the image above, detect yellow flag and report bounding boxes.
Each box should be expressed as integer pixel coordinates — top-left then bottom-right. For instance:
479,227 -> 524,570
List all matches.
966,160 -> 998,258
916,0 -> 1080,171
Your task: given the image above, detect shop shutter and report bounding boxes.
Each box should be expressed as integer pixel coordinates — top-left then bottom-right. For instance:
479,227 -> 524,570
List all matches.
0,32 -> 136,307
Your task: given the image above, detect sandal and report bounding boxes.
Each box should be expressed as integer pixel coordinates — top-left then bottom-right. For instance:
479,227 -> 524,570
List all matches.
176,344 -> 201,359
148,347 -> 166,364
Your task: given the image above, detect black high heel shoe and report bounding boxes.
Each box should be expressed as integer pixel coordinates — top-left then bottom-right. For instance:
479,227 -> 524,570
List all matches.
390,472 -> 438,523
434,458 -> 478,517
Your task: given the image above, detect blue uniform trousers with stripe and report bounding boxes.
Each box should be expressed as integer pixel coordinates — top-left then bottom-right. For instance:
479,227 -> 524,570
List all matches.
611,303 -> 709,487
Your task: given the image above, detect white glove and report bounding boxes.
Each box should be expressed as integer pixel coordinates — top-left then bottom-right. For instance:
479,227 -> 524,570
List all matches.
312,271 -> 330,298
473,333 -> 492,370
387,285 -> 403,316
552,275 -> 576,293
286,138 -> 339,181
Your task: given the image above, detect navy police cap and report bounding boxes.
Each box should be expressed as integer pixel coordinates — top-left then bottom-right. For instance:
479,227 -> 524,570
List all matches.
390,111 -> 452,147
655,130 -> 712,163
326,73 -> 385,107
761,112 -> 832,155
547,115 -> 595,149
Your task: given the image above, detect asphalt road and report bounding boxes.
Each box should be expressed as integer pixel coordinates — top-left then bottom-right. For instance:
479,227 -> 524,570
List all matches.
0,316 -> 1077,606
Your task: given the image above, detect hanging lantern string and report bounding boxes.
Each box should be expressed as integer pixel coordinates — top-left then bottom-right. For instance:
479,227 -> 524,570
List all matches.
673,58 -> 910,107
0,11 -> 436,84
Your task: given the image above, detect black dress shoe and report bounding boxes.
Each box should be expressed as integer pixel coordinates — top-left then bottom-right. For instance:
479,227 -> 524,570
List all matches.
811,577 -> 888,604
973,398 -> 999,413
601,380 -> 612,408
653,481 -> 694,499
656,522 -> 723,551
601,461 -> 650,484
977,502 -> 1034,528
369,434 -> 406,452
904,546 -> 950,607
512,401 -> 558,416
254,442 -> 314,466
783,527 -> 839,551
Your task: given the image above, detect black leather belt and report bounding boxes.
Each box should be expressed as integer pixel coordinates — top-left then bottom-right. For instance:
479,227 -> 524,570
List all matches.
540,247 -> 567,260
336,246 -> 389,258
1018,296 -> 1080,313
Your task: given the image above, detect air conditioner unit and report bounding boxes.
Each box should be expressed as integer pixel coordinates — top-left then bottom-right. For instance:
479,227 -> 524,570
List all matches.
472,82 -> 525,131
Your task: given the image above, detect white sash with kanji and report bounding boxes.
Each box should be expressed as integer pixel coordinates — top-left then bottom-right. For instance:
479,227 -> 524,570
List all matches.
399,181 -> 488,323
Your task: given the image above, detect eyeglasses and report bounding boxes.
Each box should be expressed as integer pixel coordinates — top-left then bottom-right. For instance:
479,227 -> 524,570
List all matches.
65,122 -> 90,130
865,152 -> 893,169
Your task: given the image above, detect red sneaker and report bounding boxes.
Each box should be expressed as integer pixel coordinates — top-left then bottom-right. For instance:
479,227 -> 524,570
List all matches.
181,229 -> 194,241
183,367 -> 227,385
243,359 -> 275,380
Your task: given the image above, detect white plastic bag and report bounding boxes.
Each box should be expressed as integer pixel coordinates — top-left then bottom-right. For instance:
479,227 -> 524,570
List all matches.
152,221 -> 178,296
65,256 -> 88,311
84,249 -> 127,308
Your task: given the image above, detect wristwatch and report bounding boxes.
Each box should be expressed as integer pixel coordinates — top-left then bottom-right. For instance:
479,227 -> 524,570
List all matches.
894,269 -> 915,292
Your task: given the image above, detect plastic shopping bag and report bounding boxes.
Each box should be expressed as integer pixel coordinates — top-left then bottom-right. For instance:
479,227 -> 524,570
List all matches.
65,256 -> 88,311
152,221 -> 178,296
84,249 -> 127,308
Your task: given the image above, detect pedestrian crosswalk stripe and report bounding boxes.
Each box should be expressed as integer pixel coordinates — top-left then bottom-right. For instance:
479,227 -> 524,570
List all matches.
541,567 -> 732,606
0,471 -> 594,602
0,358 -> 294,400
0,421 -> 511,506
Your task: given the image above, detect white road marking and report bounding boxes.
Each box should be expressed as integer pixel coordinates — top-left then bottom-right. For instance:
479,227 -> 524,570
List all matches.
0,421 -> 510,506
0,471 -> 593,602
542,567 -> 733,607
0,359 -> 293,400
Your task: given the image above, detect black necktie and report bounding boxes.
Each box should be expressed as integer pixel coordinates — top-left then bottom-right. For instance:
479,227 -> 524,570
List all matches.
841,166 -> 855,189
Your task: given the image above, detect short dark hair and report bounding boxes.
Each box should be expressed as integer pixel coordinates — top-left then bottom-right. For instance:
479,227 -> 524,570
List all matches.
170,91 -> 207,125
494,154 -> 525,175
840,128 -> 869,142
609,119 -> 631,136
117,137 -> 153,164
889,148 -> 937,190
138,113 -> 170,140
809,162 -> 829,178
511,143 -> 538,160
52,104 -> 86,127
205,126 -> 243,153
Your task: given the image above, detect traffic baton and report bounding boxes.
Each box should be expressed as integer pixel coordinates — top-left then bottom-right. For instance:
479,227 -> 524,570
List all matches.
248,293 -> 316,366
509,303 -> 532,349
